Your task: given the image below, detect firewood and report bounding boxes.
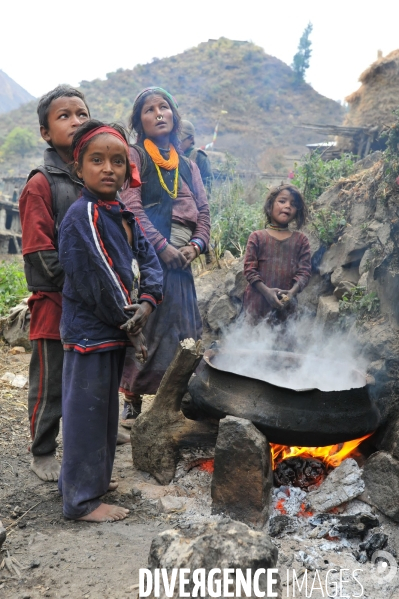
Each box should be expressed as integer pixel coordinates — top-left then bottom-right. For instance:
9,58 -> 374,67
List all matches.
130,339 -> 219,485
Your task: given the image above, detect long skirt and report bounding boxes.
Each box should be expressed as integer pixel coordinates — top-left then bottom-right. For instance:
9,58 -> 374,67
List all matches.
119,265 -> 202,396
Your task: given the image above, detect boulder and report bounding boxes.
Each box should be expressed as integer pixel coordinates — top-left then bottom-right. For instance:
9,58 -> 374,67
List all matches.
207,294 -> 239,332
331,265 -> 360,288
147,519 -> 280,599
314,295 -> 340,330
363,451 -> 399,522
211,416 -> 272,528
318,231 -> 369,276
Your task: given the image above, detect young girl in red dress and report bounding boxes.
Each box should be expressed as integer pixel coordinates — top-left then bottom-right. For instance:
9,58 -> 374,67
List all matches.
243,184 -> 311,324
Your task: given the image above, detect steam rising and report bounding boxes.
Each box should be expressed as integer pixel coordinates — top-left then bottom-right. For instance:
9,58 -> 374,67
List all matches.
213,315 -> 368,392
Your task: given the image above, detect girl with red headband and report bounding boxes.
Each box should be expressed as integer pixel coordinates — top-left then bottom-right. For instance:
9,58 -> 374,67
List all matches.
57,119 -> 163,522
118,87 -> 211,424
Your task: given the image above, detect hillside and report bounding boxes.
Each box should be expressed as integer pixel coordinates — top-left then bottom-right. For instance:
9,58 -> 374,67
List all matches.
0,38 -> 344,176
0,70 -> 34,114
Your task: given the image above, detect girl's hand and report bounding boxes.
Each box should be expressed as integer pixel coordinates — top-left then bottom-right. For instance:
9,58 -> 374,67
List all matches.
159,245 -> 188,270
121,302 -> 153,336
179,245 -> 198,268
262,287 -> 284,309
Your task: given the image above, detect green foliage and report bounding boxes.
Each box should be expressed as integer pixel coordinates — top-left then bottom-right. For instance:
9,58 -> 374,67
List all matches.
291,22 -> 313,82
339,286 -> 380,322
0,261 -> 28,317
210,155 -> 264,258
309,207 -> 346,246
0,127 -> 37,159
292,151 -> 356,203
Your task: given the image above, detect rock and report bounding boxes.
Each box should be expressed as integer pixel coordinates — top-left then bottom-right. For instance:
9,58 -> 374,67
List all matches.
9,346 -> 26,355
207,294 -> 239,331
211,416 -> 272,528
308,459 -> 365,512
269,515 -> 295,537
1,371 -> 16,383
157,496 -> 186,514
331,266 -> 359,288
297,273 -> 332,312
11,374 -> 28,388
330,513 -> 379,539
359,532 -> 388,560
363,451 -> 399,521
225,266 -> 247,301
318,232 -> 369,276
0,521 -> 6,550
333,280 -> 356,300
359,249 -> 374,276
2,299 -> 31,350
375,416 -> 399,461
148,519 -> 280,599
314,295 -> 340,330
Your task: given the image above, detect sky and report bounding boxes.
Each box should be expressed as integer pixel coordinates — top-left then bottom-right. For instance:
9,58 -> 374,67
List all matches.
1,0 -> 398,103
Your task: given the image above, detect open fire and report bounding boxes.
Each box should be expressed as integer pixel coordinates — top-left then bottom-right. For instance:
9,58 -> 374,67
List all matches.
270,434 -> 372,470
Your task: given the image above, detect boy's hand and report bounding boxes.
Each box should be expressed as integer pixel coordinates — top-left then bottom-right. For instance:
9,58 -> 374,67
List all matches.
126,331 -> 148,361
121,302 -> 153,336
263,287 -> 284,309
159,245 -> 188,270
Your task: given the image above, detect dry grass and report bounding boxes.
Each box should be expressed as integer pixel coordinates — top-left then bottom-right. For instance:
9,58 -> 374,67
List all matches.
344,49 -> 399,129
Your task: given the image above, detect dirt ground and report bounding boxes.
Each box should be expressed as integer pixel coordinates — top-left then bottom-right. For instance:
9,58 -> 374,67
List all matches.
2,339 -> 399,599
0,340 -> 177,599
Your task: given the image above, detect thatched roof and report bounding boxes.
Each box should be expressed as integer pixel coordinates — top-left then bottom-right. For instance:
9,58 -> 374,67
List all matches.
344,49 -> 399,129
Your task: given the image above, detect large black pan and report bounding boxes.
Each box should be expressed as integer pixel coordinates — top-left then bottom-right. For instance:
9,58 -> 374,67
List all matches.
188,349 -> 380,446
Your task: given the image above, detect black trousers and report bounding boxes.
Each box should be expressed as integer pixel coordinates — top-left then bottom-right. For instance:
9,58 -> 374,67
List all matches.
28,339 -> 63,456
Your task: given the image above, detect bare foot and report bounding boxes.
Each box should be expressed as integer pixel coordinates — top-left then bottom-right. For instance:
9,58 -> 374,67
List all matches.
108,480 -> 118,491
31,454 -> 60,482
116,429 -> 130,445
77,504 -> 129,522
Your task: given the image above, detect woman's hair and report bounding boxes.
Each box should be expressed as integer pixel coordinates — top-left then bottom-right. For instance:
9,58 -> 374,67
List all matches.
71,119 -> 131,182
129,88 -> 182,151
264,184 -> 308,229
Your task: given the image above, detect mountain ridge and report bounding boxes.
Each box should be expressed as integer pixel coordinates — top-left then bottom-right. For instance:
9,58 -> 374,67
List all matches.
0,38 -> 344,175
0,70 -> 35,114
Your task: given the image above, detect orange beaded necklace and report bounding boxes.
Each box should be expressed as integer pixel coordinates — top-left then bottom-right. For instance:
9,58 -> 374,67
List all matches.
144,139 -> 179,199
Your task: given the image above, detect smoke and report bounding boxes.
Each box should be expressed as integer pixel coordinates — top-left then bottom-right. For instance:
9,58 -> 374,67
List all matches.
213,312 -> 368,392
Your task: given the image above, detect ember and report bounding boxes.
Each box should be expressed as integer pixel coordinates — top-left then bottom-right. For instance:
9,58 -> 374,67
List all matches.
274,457 -> 326,489
270,433 -> 372,470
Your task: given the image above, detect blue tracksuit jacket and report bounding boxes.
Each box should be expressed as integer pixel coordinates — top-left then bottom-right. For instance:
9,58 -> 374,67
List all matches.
58,188 -> 163,353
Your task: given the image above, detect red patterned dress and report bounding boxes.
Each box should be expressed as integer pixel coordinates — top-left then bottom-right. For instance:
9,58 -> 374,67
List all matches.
243,229 -> 311,322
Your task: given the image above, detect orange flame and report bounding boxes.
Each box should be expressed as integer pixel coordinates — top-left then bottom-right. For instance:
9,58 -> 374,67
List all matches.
270,434 -> 372,470
196,459 -> 215,473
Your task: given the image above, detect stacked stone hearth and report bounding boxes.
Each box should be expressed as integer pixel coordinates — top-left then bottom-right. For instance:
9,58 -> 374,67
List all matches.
194,152 -> 399,526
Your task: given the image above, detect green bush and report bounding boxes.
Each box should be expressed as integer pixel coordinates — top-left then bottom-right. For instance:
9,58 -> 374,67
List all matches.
292,152 -> 356,203
210,155 -> 265,258
0,261 -> 28,317
309,207 -> 346,246
339,285 -> 380,322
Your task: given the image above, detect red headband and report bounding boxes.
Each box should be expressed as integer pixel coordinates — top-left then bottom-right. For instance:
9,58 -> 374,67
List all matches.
73,126 -> 141,188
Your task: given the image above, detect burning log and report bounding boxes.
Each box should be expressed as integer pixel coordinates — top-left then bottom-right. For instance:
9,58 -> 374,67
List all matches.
130,339 -> 219,485
274,457 -> 327,490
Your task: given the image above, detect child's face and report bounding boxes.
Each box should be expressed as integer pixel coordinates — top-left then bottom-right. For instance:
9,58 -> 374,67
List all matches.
77,134 -> 128,201
270,190 -> 297,226
140,95 -> 174,141
40,96 -> 89,158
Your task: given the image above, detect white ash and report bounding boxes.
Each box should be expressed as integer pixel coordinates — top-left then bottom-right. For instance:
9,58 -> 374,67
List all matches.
174,447 -> 215,479
272,485 -> 308,517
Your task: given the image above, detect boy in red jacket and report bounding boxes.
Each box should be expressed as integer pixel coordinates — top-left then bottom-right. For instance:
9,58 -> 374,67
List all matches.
19,86 -> 90,482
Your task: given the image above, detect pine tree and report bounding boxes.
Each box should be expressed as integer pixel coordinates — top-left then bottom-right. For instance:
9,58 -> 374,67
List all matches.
291,22 -> 313,83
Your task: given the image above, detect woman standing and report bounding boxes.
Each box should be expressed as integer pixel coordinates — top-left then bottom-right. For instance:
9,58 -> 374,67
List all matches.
119,87 -> 210,425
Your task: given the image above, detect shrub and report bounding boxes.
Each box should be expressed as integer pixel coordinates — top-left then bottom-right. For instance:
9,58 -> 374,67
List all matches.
308,207 -> 346,246
0,261 -> 28,317
292,152 -> 356,203
339,285 -> 379,322
210,155 -> 265,259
